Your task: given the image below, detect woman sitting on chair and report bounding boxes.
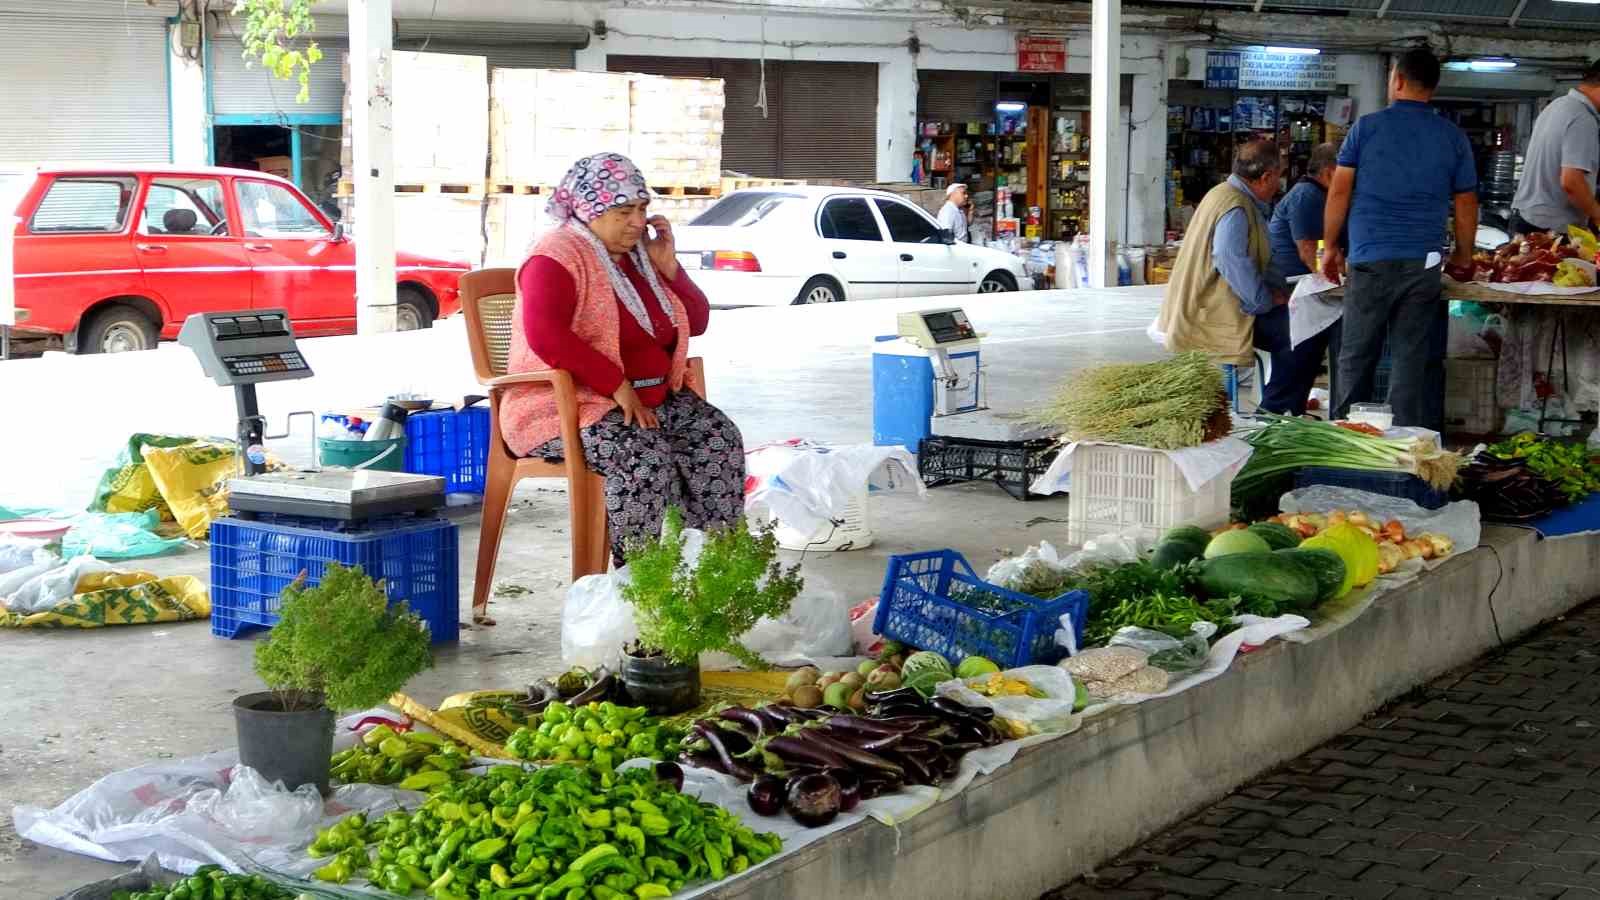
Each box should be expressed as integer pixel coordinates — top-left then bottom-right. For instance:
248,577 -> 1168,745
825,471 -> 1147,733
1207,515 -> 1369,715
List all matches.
500,152 -> 745,576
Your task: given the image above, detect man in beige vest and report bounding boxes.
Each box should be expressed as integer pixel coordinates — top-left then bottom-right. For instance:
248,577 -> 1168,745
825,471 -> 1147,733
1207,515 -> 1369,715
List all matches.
1157,140 -> 1289,374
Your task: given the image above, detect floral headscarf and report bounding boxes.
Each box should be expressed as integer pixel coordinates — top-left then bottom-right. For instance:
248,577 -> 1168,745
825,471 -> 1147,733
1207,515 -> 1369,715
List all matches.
545,153 -> 676,338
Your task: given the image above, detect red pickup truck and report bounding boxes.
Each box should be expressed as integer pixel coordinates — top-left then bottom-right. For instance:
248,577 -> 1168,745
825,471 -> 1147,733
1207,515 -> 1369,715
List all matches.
5,165 -> 471,353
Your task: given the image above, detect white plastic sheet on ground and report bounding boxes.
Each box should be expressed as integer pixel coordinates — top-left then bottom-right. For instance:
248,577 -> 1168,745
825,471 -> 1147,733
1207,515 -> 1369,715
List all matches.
1030,437 -> 1253,498
744,440 -> 924,538
561,527 -> 855,671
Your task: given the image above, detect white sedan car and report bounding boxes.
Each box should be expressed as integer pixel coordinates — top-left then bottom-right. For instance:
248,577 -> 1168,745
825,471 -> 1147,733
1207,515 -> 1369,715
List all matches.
673,186 -> 1032,307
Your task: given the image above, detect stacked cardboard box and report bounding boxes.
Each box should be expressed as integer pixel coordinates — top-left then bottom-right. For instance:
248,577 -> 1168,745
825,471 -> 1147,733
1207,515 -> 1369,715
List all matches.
489,69 -> 631,189
626,75 -> 724,190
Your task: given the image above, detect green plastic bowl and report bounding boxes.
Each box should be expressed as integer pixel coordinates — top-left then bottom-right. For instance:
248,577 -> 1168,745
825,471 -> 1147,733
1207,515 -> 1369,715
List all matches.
318,437 -> 404,472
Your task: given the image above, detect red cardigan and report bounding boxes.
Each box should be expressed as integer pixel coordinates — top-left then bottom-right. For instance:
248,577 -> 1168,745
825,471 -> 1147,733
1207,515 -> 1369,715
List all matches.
518,254 -> 710,408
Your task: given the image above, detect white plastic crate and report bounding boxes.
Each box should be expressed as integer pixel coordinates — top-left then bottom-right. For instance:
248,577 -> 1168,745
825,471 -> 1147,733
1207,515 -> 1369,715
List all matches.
1066,444 -> 1234,546
1444,358 -> 1503,435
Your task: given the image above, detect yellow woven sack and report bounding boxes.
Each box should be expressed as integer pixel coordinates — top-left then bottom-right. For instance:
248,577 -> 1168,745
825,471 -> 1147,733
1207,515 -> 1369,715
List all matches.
142,441 -> 242,539
0,571 -> 209,628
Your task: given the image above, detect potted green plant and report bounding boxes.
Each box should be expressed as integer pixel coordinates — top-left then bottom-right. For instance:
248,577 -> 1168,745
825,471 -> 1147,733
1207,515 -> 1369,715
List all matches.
620,509 -> 804,713
236,563 -> 434,795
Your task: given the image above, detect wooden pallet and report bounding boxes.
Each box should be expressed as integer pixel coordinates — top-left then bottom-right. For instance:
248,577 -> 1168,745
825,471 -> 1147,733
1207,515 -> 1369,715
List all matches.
486,183 -> 550,196
650,184 -> 719,198
336,180 -> 485,199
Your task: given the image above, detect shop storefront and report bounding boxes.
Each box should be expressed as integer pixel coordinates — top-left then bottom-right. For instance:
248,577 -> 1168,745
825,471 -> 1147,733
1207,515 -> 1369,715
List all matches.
916,68 -> 1129,244
607,55 -> 879,182
0,4 -> 171,164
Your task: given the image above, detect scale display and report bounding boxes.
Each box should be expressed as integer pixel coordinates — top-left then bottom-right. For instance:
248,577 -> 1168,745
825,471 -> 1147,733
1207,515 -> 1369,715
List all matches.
178,310 -> 312,387
896,308 -> 978,350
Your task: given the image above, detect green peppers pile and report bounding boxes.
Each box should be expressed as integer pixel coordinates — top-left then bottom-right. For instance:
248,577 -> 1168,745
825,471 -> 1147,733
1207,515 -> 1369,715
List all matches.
111,865 -> 292,900
308,763 -> 781,899
1488,432 -> 1600,503
503,701 -> 684,773
331,724 -> 472,791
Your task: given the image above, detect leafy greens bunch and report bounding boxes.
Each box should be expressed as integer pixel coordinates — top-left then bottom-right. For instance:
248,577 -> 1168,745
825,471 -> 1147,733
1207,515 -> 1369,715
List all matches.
623,509 -> 804,669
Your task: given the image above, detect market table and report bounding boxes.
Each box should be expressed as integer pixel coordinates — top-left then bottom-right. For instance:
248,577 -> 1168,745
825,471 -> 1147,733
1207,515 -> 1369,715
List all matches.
1322,281 -> 1600,432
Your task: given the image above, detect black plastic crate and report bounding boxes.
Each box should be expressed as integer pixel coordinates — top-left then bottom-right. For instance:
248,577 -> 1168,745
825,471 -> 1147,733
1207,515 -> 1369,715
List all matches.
1294,466 -> 1448,510
917,435 -> 1060,501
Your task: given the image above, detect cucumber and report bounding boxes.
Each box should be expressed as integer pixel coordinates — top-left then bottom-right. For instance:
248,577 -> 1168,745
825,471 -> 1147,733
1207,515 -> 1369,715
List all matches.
1275,548 -> 1347,604
1150,536 -> 1207,571
1162,525 -> 1214,547
1196,551 -> 1320,609
1246,522 -> 1301,551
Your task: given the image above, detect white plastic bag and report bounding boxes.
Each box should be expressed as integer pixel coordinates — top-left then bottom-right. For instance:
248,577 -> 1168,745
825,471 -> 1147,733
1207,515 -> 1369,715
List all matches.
1109,625 -> 1214,674
560,569 -> 639,671
744,441 -> 924,539
2,554 -> 111,614
185,765 -> 323,843
985,541 -> 1069,588
936,665 -> 1079,732
0,534 -> 48,576
1278,485 -> 1481,558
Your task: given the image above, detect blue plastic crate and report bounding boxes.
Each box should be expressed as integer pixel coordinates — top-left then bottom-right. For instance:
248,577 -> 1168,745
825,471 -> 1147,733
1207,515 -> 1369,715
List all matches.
210,516 -> 459,643
874,549 -> 1089,669
403,407 -> 490,494
1293,466 -> 1447,510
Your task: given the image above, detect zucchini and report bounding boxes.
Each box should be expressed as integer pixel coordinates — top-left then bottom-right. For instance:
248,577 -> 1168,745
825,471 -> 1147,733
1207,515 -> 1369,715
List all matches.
1150,536 -> 1207,571
1162,525 -> 1214,547
1196,552 -> 1320,609
1275,548 -> 1346,604
1246,522 -> 1301,551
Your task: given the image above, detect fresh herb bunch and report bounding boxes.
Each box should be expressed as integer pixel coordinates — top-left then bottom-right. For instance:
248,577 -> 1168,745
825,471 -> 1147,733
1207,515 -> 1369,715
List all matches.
255,563 -> 434,711
623,509 -> 804,669
1488,433 -> 1600,503
1082,589 -> 1239,647
1039,352 -> 1227,450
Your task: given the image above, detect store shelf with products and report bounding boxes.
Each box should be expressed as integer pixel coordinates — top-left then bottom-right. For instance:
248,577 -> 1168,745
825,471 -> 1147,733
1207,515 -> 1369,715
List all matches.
1048,106 -> 1090,241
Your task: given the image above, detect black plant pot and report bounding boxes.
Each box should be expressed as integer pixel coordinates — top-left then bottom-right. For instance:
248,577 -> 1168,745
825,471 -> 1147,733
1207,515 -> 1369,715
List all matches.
620,651 -> 701,715
233,691 -> 336,796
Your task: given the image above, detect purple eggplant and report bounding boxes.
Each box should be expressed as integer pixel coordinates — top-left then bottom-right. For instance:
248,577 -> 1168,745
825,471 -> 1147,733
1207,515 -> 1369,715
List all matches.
697,724 -> 758,782
678,749 -> 723,773
864,686 -> 922,705
930,696 -> 994,722
889,750 -> 937,786
865,715 -> 941,731
654,761 -> 685,791
758,704 -> 802,727
795,728 -> 906,780
831,769 -> 863,812
767,735 -> 851,771
786,772 -> 842,827
718,707 -> 771,738
868,703 -> 930,720
693,721 -> 754,756
747,775 -> 786,816
825,715 -> 925,736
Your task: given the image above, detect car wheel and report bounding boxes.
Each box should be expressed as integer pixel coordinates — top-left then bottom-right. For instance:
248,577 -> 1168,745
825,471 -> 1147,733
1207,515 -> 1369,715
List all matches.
81,304 -> 159,354
396,286 -> 434,331
979,271 -> 1018,293
793,276 -> 844,305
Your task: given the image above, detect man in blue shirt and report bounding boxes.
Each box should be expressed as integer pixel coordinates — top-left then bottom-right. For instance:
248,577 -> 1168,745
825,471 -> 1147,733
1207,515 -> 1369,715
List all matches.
1259,142 -> 1340,414
1322,48 -> 1478,430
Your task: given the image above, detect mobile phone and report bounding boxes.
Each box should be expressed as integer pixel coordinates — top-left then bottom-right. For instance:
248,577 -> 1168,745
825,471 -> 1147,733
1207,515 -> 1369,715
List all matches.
645,223 -> 658,242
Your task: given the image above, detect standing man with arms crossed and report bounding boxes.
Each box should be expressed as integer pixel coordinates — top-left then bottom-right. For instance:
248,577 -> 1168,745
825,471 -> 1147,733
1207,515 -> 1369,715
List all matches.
1509,59 -> 1600,237
1322,47 -> 1478,431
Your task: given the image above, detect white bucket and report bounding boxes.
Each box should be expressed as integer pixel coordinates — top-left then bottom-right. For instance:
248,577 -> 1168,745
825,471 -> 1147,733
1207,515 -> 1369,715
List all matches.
774,493 -> 873,552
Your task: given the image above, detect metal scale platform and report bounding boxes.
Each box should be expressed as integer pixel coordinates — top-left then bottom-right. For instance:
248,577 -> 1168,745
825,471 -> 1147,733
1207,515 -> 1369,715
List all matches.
177,309 -> 444,521
896,307 -> 1062,500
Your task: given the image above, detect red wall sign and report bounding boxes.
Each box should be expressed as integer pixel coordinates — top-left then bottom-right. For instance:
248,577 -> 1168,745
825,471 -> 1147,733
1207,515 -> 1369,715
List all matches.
1017,36 -> 1067,73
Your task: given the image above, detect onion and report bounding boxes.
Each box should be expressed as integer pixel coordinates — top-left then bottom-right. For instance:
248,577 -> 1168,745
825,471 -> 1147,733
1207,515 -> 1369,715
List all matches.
786,772 -> 842,827
654,761 -> 684,793
747,775 -> 786,816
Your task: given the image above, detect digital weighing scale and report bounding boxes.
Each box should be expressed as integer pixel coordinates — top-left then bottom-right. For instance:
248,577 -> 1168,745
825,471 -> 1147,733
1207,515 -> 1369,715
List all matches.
177,309 -> 445,521
894,307 -> 1059,444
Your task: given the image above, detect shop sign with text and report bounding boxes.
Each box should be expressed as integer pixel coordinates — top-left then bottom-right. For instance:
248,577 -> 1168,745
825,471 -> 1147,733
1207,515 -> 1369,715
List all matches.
1205,50 -> 1337,91
1017,35 -> 1067,73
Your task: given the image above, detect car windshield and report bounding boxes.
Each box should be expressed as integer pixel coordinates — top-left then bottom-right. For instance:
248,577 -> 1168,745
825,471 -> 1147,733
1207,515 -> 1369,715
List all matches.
689,192 -> 801,227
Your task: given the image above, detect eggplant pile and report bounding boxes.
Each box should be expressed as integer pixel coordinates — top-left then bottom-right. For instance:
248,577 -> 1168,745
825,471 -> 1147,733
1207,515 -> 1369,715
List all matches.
679,687 -> 1005,827
1455,455 -> 1567,522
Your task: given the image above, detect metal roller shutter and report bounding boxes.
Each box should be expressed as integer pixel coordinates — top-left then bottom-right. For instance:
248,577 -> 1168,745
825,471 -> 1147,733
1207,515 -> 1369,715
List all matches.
778,61 -> 877,181
713,60 -> 782,178
918,70 -> 997,122
211,34 -> 348,115
394,41 -> 574,70
0,11 -> 170,163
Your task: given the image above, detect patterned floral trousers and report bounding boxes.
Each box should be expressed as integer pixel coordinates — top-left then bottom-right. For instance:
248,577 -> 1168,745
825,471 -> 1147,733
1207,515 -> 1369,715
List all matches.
539,391 -> 745,566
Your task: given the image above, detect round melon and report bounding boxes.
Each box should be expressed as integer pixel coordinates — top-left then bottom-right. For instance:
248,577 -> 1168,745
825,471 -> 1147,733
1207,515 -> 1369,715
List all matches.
1247,522 -> 1302,551
956,656 -> 1000,679
1162,525 -> 1214,547
1204,529 -> 1270,559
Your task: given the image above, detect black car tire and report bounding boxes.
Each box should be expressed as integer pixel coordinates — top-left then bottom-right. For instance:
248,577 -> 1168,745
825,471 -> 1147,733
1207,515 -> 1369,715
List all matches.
396,286 -> 435,331
793,276 -> 844,305
80,303 -> 159,354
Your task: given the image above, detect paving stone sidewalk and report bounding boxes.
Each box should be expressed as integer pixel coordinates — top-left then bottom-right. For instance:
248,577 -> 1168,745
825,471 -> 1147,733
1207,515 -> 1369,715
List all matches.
1044,600 -> 1600,900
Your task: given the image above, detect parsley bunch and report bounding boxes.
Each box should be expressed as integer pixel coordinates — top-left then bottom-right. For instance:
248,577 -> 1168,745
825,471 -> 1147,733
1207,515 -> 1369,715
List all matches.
623,509 -> 804,669
254,563 -> 434,711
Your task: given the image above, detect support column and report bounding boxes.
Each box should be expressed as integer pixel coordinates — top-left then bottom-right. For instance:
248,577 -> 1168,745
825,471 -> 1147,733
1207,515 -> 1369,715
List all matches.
1126,70 -> 1167,247
877,53 -> 919,183
349,0 -> 397,335
1088,0 -> 1122,288
168,20 -> 209,166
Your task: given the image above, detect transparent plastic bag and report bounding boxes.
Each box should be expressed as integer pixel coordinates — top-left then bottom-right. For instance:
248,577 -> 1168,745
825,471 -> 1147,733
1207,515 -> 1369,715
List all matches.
560,569 -> 639,672
935,665 -> 1079,733
186,765 -> 322,843
1108,625 -> 1215,674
